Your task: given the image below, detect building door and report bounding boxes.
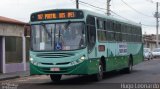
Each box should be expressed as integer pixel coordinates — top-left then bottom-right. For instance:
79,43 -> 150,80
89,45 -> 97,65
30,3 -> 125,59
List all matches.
0,37 -> 2,73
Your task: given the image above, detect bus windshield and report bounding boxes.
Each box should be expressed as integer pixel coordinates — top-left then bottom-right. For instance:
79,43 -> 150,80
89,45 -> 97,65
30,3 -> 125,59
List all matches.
31,22 -> 85,51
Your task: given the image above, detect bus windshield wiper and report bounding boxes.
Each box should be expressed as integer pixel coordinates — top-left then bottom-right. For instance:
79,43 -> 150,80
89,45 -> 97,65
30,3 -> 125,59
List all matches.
41,24 -> 52,38
65,21 -> 71,30
42,24 -> 54,46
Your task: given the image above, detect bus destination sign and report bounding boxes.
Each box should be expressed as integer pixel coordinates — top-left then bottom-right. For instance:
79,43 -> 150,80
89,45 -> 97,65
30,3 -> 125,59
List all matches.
31,10 -> 84,21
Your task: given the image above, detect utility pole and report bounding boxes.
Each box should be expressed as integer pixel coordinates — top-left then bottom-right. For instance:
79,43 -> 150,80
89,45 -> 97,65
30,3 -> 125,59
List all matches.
106,0 -> 111,15
155,2 -> 159,48
76,0 -> 79,9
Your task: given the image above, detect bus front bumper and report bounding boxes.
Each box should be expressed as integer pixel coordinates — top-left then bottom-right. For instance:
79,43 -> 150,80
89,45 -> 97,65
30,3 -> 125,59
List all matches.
30,60 -> 90,75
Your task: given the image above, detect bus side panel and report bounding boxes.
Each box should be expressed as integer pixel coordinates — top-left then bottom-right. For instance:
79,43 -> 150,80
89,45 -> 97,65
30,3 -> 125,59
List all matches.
133,44 -> 143,65
105,42 -> 125,71
106,56 -> 128,72
127,43 -> 143,65
87,58 -> 99,74
106,42 -> 143,72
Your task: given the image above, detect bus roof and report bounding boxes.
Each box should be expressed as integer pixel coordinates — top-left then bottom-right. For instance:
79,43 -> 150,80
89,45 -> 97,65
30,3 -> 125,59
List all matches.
81,9 -> 141,27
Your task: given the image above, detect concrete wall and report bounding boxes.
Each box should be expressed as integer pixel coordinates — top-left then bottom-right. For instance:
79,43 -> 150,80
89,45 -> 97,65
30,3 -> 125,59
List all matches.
0,23 -> 24,37
5,63 -> 24,73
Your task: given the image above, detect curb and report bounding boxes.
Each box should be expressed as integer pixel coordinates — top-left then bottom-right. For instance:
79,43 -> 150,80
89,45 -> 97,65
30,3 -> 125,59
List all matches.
0,76 -> 20,81
0,71 -> 30,81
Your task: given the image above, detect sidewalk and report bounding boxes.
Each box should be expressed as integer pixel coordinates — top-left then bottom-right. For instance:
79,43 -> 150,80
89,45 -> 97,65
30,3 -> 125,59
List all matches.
0,71 -> 30,81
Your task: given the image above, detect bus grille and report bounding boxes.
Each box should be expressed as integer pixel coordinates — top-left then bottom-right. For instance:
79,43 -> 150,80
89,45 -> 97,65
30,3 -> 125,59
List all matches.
36,53 -> 74,58
41,62 -> 70,65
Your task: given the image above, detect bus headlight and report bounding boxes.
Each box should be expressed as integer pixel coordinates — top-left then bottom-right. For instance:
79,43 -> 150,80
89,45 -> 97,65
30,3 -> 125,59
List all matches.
30,57 -> 34,64
30,57 -> 33,61
80,56 -> 85,60
30,57 -> 40,66
32,61 -> 40,66
71,56 -> 86,65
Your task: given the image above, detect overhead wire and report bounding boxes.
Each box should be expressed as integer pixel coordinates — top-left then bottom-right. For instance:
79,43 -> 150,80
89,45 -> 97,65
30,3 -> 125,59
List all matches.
111,10 -> 156,27
90,0 -> 106,5
141,23 -> 156,27
121,0 -> 153,18
146,0 -> 160,4
79,2 -> 106,13
71,0 -> 155,27
110,10 -> 133,21
70,0 -> 106,13
79,1 -> 106,10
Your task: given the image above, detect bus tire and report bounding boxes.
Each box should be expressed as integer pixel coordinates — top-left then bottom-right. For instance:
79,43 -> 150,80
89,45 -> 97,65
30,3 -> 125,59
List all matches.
50,74 -> 62,82
95,62 -> 104,81
125,57 -> 133,73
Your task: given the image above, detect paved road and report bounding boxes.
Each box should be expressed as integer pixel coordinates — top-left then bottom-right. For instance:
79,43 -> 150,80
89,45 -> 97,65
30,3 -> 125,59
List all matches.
0,59 -> 160,89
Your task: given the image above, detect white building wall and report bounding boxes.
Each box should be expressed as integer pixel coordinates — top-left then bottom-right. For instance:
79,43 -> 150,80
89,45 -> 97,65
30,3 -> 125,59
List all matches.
0,23 -> 27,73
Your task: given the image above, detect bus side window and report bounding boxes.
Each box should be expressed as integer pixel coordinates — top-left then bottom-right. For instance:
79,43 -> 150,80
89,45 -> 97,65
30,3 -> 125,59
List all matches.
97,19 -> 104,30
86,16 -> 96,52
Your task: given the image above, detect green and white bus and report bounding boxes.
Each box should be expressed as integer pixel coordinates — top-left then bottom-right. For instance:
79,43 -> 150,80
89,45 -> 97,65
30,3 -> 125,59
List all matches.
29,9 -> 143,81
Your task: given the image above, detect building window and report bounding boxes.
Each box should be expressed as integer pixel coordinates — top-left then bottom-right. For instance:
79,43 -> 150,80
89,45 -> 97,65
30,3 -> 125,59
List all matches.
5,36 -> 22,63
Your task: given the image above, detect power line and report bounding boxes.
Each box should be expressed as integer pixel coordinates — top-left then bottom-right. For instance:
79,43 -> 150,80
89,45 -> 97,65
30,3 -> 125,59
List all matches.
71,0 -> 105,12
111,10 -> 156,27
121,0 -> 153,18
80,0 -> 155,27
71,0 -> 155,27
80,2 -> 106,13
79,1 -> 106,10
78,1 -> 132,21
146,0 -> 160,4
141,23 -> 155,27
71,0 -> 106,13
90,0 -> 105,5
146,0 -> 155,4
110,10 -> 132,21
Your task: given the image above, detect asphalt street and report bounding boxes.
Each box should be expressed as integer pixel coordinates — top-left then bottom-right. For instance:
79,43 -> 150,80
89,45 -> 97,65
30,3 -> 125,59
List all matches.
0,58 -> 160,89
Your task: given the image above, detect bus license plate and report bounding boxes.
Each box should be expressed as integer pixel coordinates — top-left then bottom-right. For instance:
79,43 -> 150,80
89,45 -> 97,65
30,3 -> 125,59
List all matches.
50,68 -> 60,71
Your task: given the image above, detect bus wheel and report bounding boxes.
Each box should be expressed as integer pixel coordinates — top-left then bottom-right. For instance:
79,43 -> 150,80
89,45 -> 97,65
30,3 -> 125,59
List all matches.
95,62 -> 103,81
50,74 -> 62,82
125,57 -> 133,73
121,57 -> 133,74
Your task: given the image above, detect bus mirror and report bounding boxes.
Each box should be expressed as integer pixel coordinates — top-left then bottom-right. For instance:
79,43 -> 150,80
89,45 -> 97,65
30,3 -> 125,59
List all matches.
24,25 -> 31,37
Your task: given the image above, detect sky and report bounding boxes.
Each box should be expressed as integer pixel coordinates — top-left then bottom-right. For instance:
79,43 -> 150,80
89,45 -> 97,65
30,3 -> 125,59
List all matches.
0,0 -> 159,34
